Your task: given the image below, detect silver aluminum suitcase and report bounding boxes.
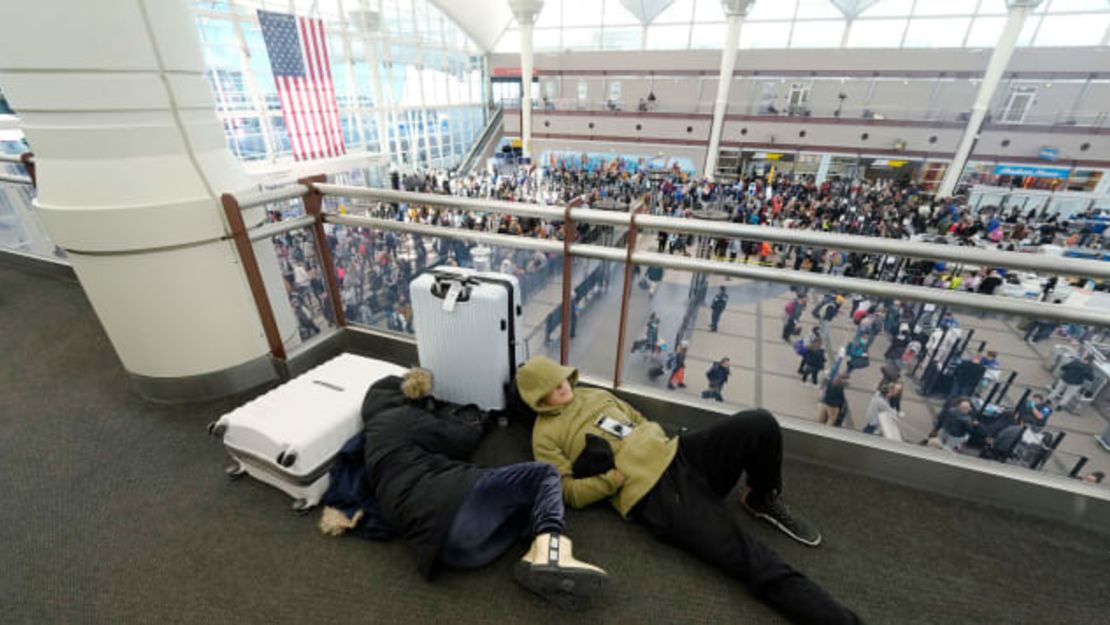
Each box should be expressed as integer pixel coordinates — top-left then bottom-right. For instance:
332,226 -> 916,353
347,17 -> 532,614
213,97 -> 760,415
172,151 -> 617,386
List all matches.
409,267 -> 524,411
208,353 -> 407,512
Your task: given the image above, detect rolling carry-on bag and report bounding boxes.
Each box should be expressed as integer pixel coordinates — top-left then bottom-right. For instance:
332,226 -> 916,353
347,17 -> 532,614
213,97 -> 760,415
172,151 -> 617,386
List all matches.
409,267 -> 524,411
208,353 -> 407,512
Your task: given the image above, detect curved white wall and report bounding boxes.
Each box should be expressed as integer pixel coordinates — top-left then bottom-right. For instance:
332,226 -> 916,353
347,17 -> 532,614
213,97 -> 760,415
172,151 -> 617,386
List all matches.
0,0 -> 286,391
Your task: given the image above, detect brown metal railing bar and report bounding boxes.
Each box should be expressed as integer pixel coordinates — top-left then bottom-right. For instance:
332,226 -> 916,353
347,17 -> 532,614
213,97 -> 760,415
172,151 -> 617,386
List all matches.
220,192 -> 287,361
612,195 -> 649,388
19,152 -> 36,187
560,198 -> 583,365
298,175 -> 346,328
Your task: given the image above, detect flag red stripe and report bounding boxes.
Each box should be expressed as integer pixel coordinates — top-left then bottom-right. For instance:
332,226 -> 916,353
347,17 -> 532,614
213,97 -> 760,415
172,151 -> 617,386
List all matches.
299,17 -> 331,158
305,18 -> 335,157
277,76 -> 302,160
314,19 -> 345,154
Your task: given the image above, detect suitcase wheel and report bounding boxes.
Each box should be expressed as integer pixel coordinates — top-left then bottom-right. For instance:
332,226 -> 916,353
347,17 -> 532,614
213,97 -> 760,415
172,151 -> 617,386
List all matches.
207,421 -> 227,438
276,450 -> 297,468
292,498 -> 312,515
225,464 -> 246,481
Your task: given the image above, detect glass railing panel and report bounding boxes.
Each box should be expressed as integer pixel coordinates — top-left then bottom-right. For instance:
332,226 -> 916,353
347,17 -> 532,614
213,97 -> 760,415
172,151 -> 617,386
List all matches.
263,224 -> 339,345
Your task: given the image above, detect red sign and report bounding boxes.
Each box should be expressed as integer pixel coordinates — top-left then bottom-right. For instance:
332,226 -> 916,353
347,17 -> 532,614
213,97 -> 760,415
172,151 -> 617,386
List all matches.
493,67 -> 521,78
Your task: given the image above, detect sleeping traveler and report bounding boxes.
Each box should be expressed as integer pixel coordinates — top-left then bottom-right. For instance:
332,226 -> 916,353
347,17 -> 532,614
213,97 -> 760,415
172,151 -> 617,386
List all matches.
360,368 -> 608,610
516,356 -> 861,625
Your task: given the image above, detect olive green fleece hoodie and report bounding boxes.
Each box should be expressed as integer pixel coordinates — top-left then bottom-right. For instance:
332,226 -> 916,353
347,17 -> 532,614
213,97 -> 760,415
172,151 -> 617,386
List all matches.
516,356 -> 678,518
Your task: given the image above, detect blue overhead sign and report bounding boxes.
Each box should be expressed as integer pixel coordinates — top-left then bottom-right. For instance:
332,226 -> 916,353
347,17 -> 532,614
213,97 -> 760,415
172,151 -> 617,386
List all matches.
1039,147 -> 1059,161
993,164 -> 1070,179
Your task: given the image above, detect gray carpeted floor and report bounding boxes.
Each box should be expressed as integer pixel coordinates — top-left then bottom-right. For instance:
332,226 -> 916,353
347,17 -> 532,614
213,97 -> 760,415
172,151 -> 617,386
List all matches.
2,261 -> 1109,625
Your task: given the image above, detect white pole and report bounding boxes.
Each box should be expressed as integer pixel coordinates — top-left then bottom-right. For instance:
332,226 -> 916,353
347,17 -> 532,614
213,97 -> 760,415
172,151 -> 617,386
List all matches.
936,0 -> 1042,198
519,20 -> 534,162
704,3 -> 750,181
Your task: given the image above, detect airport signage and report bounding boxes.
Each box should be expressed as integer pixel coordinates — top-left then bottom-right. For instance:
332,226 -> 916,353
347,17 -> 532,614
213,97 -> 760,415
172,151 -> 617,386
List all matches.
993,164 -> 1070,179
1039,146 -> 1059,161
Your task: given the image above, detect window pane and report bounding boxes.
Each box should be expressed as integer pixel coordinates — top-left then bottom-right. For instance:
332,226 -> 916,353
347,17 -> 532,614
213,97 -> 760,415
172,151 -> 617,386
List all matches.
602,26 -> 642,49
790,19 -> 846,47
1047,0 -> 1110,12
534,28 -> 562,51
563,0 -> 603,27
536,0 -> 561,28
976,0 -> 1009,15
846,18 -> 907,47
690,23 -> 725,48
795,0 -> 841,19
495,29 -> 521,52
914,0 -> 974,16
860,0 -> 914,18
654,0 -> 694,23
693,0 -> 727,22
965,16 -> 1006,47
646,23 -> 691,48
604,0 -> 640,26
1036,14 -> 1110,45
563,27 -> 603,49
740,21 -> 793,48
903,18 -> 971,47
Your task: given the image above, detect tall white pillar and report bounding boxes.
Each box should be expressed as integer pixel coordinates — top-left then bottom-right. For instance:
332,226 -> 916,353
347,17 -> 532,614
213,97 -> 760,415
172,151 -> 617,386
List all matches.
704,0 -> 754,181
936,0 -> 1044,198
0,0 -> 290,400
510,0 -> 544,163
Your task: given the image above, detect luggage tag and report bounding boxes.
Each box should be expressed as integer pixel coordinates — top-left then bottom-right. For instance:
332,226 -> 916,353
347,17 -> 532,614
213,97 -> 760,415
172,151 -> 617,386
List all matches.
442,281 -> 463,312
596,415 -> 635,439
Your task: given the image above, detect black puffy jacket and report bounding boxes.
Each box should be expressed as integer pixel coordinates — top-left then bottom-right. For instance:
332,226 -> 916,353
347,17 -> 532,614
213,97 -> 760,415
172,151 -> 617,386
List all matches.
361,377 -> 486,579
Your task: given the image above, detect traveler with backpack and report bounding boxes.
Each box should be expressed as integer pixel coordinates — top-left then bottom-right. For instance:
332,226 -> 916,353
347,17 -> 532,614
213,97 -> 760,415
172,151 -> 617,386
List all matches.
782,294 -> 807,341
710,286 -> 729,332
702,358 -> 732,402
799,339 -> 826,386
667,343 -> 688,390
818,374 -> 850,425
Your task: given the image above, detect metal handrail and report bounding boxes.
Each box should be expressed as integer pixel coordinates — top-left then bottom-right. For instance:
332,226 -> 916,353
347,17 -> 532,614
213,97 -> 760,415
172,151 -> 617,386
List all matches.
0,153 -> 26,164
314,182 -> 1110,280
236,184 -> 310,210
323,211 -> 1108,327
248,215 -> 317,242
0,173 -> 33,185
314,184 -> 634,227
635,214 -> 1110,281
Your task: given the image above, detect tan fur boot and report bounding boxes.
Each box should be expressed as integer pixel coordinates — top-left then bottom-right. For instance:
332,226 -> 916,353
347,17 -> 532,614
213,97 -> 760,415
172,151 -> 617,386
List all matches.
514,533 -> 608,611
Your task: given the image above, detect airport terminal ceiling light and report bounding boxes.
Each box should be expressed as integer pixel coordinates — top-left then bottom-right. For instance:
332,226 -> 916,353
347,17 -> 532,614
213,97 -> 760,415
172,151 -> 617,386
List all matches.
493,0 -> 1110,52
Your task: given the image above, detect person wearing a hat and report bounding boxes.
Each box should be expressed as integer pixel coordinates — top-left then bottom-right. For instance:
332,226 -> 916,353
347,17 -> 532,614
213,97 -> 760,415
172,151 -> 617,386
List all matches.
515,356 -> 860,625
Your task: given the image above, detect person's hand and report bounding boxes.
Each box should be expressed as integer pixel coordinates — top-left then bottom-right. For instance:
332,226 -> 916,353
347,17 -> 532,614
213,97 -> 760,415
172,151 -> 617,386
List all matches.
609,468 -> 626,486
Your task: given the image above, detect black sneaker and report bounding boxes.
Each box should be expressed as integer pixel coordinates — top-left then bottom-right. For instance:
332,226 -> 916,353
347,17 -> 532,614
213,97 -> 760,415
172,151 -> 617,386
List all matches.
743,493 -> 822,547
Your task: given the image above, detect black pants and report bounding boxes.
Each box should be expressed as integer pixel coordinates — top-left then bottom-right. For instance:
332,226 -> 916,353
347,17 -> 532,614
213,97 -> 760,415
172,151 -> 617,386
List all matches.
439,462 -> 565,570
632,410 -> 860,625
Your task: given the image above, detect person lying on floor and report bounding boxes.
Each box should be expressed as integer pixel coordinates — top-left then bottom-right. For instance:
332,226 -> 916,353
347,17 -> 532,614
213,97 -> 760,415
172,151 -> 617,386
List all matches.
515,356 -> 861,625
354,367 -> 609,610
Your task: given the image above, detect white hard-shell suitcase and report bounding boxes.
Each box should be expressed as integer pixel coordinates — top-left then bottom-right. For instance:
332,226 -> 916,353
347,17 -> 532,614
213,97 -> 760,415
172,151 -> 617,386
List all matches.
409,268 -> 525,411
208,353 -> 407,512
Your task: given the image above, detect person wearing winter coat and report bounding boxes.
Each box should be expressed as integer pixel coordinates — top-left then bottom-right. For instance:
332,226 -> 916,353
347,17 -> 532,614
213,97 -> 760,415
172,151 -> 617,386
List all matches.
516,356 -> 860,625
702,357 -> 732,402
361,369 -> 608,610
800,339 -> 826,386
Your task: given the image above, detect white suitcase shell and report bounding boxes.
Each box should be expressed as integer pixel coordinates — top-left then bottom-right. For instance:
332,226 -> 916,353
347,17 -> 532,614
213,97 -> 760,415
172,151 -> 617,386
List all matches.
209,353 -> 407,512
409,268 -> 524,411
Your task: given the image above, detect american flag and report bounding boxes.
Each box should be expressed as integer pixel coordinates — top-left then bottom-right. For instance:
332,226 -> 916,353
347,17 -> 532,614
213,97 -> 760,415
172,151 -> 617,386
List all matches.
257,10 -> 345,161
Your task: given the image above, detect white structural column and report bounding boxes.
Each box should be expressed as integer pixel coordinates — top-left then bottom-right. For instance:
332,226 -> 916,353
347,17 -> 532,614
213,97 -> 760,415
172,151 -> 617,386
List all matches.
0,0 -> 295,400
509,0 -> 544,163
936,0 -> 1044,198
704,0 -> 755,181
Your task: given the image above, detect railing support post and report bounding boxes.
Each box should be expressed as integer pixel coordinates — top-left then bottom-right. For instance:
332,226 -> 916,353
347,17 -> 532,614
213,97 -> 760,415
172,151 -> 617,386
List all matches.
560,199 -> 582,365
299,175 -> 346,328
220,192 -> 287,361
19,152 -> 36,187
613,196 -> 648,387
